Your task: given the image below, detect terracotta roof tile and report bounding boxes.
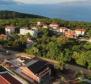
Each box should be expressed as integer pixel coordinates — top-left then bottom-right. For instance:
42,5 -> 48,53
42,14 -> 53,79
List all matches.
1,73 -> 22,84
0,75 -> 10,84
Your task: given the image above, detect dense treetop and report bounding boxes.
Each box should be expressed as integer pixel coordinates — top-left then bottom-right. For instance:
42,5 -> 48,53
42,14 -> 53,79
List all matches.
0,10 -> 46,19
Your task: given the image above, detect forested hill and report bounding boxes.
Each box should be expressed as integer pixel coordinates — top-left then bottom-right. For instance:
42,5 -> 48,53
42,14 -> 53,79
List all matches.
0,10 -> 46,19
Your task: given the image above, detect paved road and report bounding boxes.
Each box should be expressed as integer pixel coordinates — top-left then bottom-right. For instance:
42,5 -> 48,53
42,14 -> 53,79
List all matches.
0,48 -> 18,60
65,64 -> 91,76
38,56 -> 91,76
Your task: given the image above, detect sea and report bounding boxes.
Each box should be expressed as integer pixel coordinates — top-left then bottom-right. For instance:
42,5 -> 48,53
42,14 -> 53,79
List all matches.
0,1 -> 91,22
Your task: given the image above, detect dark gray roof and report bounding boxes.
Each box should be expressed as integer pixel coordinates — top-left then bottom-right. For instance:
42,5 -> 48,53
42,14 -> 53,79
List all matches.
28,58 -> 48,74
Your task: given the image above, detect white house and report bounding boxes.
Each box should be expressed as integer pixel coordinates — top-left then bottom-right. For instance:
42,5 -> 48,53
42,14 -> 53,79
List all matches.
59,27 -> 69,33
37,21 -> 42,26
5,25 -> 15,35
20,28 -> 37,37
75,29 -> 86,36
49,23 -> 59,29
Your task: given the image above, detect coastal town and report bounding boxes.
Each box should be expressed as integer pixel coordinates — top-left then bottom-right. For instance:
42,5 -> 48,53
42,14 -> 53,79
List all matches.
0,18 -> 91,84
0,0 -> 91,83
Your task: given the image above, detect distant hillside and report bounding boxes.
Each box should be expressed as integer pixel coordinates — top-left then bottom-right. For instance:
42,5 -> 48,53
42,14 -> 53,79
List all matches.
0,10 -> 46,19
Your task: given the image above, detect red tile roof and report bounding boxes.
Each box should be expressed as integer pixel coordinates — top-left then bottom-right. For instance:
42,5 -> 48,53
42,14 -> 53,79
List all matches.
1,73 -> 22,84
0,34 -> 7,40
75,29 -> 86,32
64,30 -> 76,38
0,75 -> 10,84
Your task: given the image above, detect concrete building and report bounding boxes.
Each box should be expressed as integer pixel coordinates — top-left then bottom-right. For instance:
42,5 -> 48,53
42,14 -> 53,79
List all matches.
20,27 -> 38,37
5,25 -> 15,35
49,23 -> 59,29
64,30 -> 76,38
37,21 -> 42,26
75,29 -> 86,36
15,57 -> 51,84
59,27 -> 69,33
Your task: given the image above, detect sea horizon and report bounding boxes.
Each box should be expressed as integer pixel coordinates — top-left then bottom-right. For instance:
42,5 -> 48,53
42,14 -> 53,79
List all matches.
0,1 -> 91,22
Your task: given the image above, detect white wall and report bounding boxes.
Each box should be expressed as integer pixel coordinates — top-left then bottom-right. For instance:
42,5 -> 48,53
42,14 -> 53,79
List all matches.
20,28 -> 37,37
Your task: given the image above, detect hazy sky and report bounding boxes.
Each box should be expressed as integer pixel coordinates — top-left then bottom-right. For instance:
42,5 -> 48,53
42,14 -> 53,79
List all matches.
0,0 -> 91,22
0,0 -> 88,4
14,0 -> 87,4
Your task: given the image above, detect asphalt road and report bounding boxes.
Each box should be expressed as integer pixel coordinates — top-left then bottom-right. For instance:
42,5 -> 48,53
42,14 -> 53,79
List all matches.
0,48 -> 18,60
65,64 -> 91,76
